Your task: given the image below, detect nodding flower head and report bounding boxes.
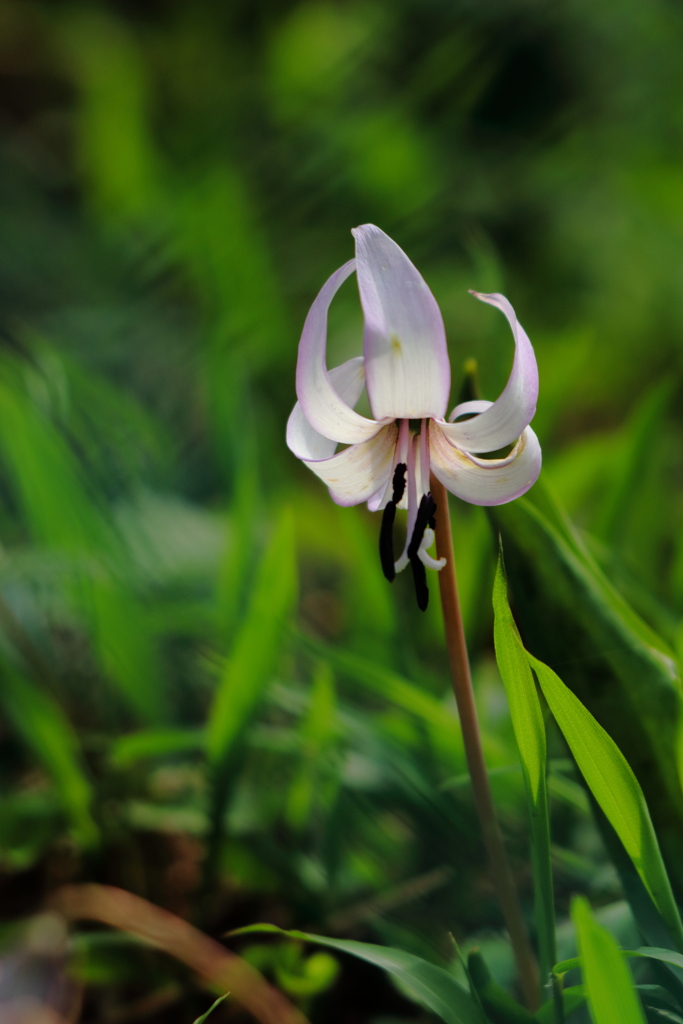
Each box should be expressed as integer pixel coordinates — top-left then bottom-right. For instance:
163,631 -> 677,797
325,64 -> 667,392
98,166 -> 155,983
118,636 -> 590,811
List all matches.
287,224 -> 541,610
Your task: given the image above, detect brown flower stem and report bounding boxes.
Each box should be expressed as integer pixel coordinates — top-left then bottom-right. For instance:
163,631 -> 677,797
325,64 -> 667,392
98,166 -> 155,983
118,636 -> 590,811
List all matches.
50,884 -> 309,1024
430,473 -> 540,1011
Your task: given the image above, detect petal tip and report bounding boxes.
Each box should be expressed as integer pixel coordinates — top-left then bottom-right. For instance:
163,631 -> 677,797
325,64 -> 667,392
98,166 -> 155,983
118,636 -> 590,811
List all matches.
469,289 -> 503,305
351,223 -> 383,243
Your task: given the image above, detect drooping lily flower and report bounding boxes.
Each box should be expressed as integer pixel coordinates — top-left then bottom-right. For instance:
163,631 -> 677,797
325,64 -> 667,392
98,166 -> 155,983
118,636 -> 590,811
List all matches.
287,224 -> 541,610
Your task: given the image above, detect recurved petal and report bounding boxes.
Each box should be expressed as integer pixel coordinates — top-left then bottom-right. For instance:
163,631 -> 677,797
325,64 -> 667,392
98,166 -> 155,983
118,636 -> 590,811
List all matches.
367,482 -> 391,512
296,260 -> 387,445
287,356 -> 367,460
429,420 -> 541,506
438,292 -> 538,453
353,224 -> 450,421
304,423 -> 398,507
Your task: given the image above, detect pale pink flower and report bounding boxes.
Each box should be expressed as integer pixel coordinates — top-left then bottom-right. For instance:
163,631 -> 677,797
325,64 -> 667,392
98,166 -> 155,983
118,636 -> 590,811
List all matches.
287,225 -> 541,608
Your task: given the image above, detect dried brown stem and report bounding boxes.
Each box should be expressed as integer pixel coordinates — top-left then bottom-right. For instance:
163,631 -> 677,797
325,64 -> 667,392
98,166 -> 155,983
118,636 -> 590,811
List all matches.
50,884 -> 309,1024
430,474 -> 540,1011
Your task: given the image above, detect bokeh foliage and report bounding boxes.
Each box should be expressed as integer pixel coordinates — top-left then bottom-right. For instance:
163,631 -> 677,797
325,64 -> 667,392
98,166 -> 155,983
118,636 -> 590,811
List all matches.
1,0 -> 683,1020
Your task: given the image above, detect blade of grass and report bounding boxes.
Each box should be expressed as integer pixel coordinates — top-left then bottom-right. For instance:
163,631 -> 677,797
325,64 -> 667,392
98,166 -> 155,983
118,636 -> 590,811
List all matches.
0,661 -> 98,846
555,948 -> 683,976
571,897 -> 646,1024
493,552 -> 556,986
285,661 -> 338,830
207,507 -> 297,765
205,507 -> 297,883
529,654 -> 683,952
0,370 -> 165,721
230,924 -> 486,1024
192,993 -> 229,1024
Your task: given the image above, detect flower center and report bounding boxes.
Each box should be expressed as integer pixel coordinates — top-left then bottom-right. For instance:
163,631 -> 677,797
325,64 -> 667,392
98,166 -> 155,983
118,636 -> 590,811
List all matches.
378,420 -> 446,610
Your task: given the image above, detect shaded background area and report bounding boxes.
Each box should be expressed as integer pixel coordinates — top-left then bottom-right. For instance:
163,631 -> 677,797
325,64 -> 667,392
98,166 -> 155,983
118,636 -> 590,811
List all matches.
0,0 -> 682,1020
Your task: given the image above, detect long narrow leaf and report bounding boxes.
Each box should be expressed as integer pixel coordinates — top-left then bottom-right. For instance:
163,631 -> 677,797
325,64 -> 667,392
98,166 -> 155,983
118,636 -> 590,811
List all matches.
295,633 -> 475,766
0,662 -> 98,846
555,947 -> 683,976
571,897 -> 645,1024
529,653 -> 683,951
0,371 -> 165,721
490,486 -> 683,899
207,507 -> 297,765
493,554 -> 555,985
192,994 -> 229,1024
230,924 -> 486,1024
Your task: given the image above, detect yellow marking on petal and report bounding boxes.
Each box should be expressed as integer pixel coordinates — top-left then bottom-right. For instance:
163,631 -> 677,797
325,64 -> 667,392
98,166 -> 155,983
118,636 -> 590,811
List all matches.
390,333 -> 402,355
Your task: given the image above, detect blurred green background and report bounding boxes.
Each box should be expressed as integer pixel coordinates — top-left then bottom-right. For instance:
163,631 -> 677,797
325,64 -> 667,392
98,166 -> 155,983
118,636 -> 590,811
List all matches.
1,0 -> 683,1020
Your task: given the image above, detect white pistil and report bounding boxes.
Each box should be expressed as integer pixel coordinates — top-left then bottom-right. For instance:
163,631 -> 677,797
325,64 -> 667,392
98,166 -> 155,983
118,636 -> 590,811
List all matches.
417,528 -> 446,570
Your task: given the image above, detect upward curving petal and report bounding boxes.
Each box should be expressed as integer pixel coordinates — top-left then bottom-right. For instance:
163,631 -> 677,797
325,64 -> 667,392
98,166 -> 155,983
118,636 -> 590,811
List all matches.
296,260 -> 388,445
303,423 -> 398,507
353,224 -> 450,421
287,356 -> 367,460
429,420 -> 541,506
438,292 -> 538,454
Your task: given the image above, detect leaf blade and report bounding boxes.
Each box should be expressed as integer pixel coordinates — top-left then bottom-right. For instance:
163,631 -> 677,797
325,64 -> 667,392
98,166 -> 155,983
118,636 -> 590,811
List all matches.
530,653 -> 683,951
230,924 -> 486,1024
0,662 -> 98,846
493,553 -> 555,983
572,897 -> 646,1024
207,507 -> 297,765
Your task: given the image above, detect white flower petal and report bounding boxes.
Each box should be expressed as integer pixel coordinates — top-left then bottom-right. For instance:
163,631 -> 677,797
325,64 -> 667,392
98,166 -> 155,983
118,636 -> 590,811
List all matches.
287,356 -> 366,460
447,399 -> 492,422
429,420 -> 541,506
438,292 -> 538,453
367,484 -> 390,512
296,260 -> 388,445
353,224 -> 450,420
304,423 -> 398,507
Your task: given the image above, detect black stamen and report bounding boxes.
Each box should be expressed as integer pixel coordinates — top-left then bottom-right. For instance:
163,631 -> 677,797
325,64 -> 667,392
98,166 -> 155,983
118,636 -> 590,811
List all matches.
407,493 -> 437,560
378,464 -> 407,583
407,493 -> 438,611
379,502 -> 397,581
410,555 -> 429,611
392,463 -> 407,504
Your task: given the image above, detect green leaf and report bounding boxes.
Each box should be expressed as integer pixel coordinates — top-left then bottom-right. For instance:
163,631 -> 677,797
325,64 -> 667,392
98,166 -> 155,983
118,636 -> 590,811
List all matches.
0,371 -> 104,552
58,9 -> 160,223
0,368 -> 165,722
294,633 -> 468,765
572,896 -> 646,1024
192,994 -> 229,1024
493,553 -> 556,983
593,381 -> 674,547
0,662 -> 98,846
285,661 -> 338,830
230,924 -> 486,1024
207,507 -> 297,765
529,653 -> 683,951
636,948 -> 683,972
468,948 -> 536,1022
110,728 -> 205,768
89,579 -> 165,723
489,483 -> 683,898
589,800 -> 683,997
556,948 -> 683,976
